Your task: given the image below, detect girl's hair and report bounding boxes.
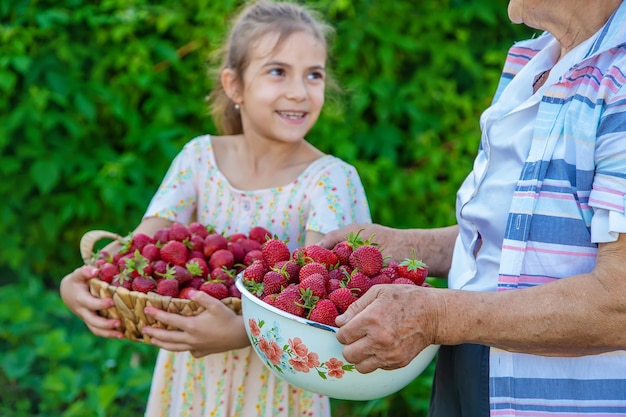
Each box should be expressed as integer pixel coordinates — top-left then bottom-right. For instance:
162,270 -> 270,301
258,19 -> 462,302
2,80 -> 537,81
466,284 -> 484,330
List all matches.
208,1 -> 335,135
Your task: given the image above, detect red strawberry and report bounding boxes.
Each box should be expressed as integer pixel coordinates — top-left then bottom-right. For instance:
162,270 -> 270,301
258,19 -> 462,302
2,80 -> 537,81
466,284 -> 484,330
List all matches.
261,238 -> 291,267
111,273 -> 132,289
243,249 -> 264,266
397,256 -> 428,286
186,258 -> 209,278
262,293 -> 278,306
248,226 -> 272,244
98,262 -> 119,283
347,271 -> 371,296
332,241 -> 353,266
326,278 -> 342,293
328,287 -> 357,314
273,260 -> 302,285
160,240 -> 188,266
177,286 -> 195,299
156,277 -> 179,297
188,276 -> 203,289
228,283 -> 241,298
199,281 -> 229,299
153,228 -> 170,244
188,221 -> 211,238
380,266 -> 399,280
243,260 -> 269,283
328,265 -> 351,282
120,250 -> 153,278
238,238 -> 262,253
131,276 -> 156,293
204,233 -> 228,258
228,232 -> 247,242
152,260 -> 170,278
273,285 -> 305,317
369,272 -> 392,286
169,223 -> 191,242
298,273 -> 328,299
208,249 -> 235,271
349,245 -> 383,277
392,277 -> 418,286
172,264 -> 193,286
227,241 -> 245,264
141,243 -> 161,262
210,267 -> 235,286
187,235 -> 205,252
130,233 -> 155,253
308,299 -> 339,327
303,245 -> 338,268
299,262 -> 329,282
262,270 -> 288,297
188,250 -> 205,260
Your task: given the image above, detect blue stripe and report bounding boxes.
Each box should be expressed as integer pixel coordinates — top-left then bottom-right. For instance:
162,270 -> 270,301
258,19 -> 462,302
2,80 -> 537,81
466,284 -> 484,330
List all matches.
491,377 -> 626,401
598,112 -> 626,135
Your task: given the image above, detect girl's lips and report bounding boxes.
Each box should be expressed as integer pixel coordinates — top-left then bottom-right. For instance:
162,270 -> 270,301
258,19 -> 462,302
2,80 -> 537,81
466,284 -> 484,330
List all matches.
277,111 -> 307,120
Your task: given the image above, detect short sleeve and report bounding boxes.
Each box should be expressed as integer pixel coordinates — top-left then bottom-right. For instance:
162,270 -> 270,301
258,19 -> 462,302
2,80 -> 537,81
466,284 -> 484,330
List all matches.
143,138 -> 204,224
305,160 -> 371,233
589,79 -> 626,242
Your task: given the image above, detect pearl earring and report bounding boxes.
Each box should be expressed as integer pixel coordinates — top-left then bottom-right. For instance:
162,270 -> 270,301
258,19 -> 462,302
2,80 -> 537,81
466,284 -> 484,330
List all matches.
234,103 -> 240,110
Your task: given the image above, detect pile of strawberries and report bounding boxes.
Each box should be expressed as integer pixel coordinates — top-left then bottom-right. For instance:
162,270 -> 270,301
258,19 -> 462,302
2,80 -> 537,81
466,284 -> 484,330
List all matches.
241,231 -> 429,327
91,222 -> 276,301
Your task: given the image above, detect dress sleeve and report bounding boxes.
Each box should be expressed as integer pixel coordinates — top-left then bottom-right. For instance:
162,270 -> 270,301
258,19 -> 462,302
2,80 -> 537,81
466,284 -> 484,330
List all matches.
142,138 -> 202,224
305,159 -> 372,233
589,80 -> 626,243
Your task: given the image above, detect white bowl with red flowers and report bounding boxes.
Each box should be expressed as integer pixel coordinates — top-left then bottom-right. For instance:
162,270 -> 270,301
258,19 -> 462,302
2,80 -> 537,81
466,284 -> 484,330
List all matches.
235,275 -> 439,401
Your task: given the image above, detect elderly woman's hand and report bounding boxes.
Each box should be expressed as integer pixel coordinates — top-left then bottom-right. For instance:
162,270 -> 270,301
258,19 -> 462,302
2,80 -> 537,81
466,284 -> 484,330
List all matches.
334,284 -> 441,373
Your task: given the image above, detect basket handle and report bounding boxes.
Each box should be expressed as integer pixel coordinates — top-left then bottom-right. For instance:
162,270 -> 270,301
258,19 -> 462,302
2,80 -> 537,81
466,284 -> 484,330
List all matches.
80,230 -> 126,264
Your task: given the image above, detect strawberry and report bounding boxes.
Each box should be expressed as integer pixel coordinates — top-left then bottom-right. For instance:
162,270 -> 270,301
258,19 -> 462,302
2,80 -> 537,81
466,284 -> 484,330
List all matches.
262,293 -> 278,306
392,277 -> 417,286
298,262 -> 329,282
346,270 -> 371,296
298,273 -> 327,299
228,283 -> 241,298
186,257 -> 209,278
262,270 -> 288,297
169,223 -> 191,242
308,299 -> 339,327
332,241 -> 353,266
208,248 -> 235,271
188,276 -> 203,289
227,232 -> 247,242
369,272 -> 392,286
349,245 -> 383,277
130,233 -> 155,253
380,266 -> 399,281
397,255 -> 428,286
187,235 -> 205,252
204,233 -> 228,258
238,238 -> 262,253
248,226 -> 272,244
227,241 -> 245,264
303,245 -> 338,268
152,260 -> 170,278
141,243 -> 161,262
160,240 -> 188,266
188,221 -> 211,238
328,287 -> 357,314
273,260 -> 301,285
199,281 -> 229,299
111,273 -> 132,289
120,250 -> 153,278
177,286 -> 195,299
210,267 -> 235,286
172,264 -> 193,286
261,238 -> 291,267
188,250 -> 205,260
156,277 -> 179,297
153,228 -> 170,244
243,260 -> 269,283
98,262 -> 119,283
131,276 -> 156,293
273,285 -> 305,317
326,278 -> 342,293
328,265 -> 351,282
243,249 -> 264,266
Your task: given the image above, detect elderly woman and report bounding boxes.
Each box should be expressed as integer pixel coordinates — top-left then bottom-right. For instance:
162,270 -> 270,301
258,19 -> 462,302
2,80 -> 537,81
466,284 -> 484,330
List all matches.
319,0 -> 626,416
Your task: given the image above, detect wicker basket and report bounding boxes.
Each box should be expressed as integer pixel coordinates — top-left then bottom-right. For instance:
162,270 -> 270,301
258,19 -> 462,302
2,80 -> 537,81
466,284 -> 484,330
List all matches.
80,230 -> 242,343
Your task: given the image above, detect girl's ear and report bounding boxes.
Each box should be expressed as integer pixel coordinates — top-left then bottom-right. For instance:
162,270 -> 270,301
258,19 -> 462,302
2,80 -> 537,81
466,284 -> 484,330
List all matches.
221,68 -> 242,105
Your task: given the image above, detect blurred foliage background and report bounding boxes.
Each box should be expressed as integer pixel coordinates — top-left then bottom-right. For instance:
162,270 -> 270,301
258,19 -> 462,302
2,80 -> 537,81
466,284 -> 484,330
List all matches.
0,0 -> 536,415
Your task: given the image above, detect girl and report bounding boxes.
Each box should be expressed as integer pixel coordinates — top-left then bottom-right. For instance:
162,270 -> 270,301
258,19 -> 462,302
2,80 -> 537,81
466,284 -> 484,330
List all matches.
60,1 -> 371,416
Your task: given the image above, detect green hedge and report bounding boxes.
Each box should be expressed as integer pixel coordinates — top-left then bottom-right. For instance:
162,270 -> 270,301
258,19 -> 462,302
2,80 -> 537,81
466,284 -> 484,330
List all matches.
0,0 -> 535,415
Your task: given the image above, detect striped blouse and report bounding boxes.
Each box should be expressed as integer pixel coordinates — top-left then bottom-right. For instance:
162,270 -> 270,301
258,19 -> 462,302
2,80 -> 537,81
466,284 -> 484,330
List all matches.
489,3 -> 626,416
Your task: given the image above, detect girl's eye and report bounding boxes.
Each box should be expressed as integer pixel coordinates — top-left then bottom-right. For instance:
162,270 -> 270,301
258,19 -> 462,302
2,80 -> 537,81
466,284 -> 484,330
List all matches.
308,71 -> 324,81
269,68 -> 285,76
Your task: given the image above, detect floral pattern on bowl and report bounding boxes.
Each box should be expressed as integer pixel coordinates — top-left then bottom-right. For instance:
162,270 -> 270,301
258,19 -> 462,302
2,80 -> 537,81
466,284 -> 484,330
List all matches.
248,318 -> 355,380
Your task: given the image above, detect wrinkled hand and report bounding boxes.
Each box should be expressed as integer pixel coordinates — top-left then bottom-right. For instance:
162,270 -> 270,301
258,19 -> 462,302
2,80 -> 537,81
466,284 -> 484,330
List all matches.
335,284 -> 440,373
59,265 -> 124,339
142,290 -> 249,358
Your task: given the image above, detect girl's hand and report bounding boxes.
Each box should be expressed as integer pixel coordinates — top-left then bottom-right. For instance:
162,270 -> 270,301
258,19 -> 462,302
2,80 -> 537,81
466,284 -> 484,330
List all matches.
142,290 -> 250,357
59,265 -> 124,339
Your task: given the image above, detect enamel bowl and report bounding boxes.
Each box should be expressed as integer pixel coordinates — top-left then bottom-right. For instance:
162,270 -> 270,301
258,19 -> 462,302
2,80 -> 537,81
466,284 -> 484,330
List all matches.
235,276 -> 439,401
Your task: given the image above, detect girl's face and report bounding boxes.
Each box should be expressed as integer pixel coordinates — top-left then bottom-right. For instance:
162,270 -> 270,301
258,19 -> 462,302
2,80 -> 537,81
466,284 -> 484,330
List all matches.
237,30 -> 327,144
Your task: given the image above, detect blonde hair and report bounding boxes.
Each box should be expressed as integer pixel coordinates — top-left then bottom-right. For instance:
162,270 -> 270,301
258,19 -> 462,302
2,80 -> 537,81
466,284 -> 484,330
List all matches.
207,1 -> 335,135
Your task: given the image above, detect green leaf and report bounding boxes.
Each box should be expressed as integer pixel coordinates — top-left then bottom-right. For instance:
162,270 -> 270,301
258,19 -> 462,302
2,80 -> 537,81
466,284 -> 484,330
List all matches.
30,160 -> 60,193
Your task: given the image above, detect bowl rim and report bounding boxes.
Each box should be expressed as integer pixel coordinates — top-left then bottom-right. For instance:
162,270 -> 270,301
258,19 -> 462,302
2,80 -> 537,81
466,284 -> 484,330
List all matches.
235,274 -> 340,334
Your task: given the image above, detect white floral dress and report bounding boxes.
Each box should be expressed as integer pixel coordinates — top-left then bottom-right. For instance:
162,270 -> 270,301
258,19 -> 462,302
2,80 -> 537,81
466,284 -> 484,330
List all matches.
143,135 -> 371,417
